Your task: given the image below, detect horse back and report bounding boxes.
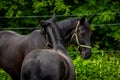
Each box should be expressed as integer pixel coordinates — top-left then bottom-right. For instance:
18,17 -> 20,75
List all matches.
0,31 -> 24,54
21,49 -> 66,80
20,30 -> 46,56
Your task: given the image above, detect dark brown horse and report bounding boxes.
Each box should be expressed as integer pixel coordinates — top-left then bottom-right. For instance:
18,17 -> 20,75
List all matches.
21,14 -> 75,80
0,15 -> 94,80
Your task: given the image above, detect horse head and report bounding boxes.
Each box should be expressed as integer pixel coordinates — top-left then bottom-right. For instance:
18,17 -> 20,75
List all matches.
65,16 -> 94,59
40,14 -> 95,60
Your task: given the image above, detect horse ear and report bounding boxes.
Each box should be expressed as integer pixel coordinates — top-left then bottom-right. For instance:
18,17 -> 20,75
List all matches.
88,15 -> 96,24
80,17 -> 85,25
39,21 -> 45,28
50,13 -> 56,22
39,21 -> 47,33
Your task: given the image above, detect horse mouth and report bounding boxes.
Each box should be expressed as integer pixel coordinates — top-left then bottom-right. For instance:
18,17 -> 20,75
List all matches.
80,48 -> 91,60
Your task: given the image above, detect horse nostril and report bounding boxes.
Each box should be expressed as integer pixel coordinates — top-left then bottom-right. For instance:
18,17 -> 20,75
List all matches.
83,51 -> 91,59
87,52 -> 89,56
86,51 -> 91,58
80,48 -> 91,59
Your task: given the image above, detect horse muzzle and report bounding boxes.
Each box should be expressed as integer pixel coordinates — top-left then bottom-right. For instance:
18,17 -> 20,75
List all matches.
80,48 -> 91,60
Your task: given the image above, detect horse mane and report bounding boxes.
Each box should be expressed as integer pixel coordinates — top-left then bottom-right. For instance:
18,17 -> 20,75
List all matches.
44,16 -> 71,55
47,21 -> 65,49
52,23 -> 66,51
57,18 -> 79,30
44,15 -> 75,79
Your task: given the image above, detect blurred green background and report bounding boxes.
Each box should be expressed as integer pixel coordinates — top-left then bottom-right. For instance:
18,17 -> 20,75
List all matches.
0,0 -> 120,80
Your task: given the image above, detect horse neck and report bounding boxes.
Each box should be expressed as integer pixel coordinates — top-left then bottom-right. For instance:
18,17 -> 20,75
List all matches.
57,18 -> 78,40
47,22 -> 69,56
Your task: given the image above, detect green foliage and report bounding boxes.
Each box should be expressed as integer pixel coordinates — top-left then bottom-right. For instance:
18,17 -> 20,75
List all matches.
0,69 -> 11,80
73,48 -> 120,80
67,45 -> 120,80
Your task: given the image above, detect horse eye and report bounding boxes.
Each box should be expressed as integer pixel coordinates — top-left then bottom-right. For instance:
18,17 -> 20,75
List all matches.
80,33 -> 85,36
80,32 -> 85,37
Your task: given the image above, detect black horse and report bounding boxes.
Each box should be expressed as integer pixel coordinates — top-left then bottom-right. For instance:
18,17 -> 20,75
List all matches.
0,15 -> 94,80
21,14 -> 75,80
52,16 -> 94,59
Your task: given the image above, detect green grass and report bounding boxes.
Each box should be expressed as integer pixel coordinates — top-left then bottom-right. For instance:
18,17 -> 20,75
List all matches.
73,51 -> 120,80
0,69 -> 11,80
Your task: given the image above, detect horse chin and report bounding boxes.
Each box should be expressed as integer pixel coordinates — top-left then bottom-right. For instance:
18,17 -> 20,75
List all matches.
79,48 -> 91,60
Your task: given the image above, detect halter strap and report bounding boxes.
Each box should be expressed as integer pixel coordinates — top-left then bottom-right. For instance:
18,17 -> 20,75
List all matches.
71,21 -> 92,49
